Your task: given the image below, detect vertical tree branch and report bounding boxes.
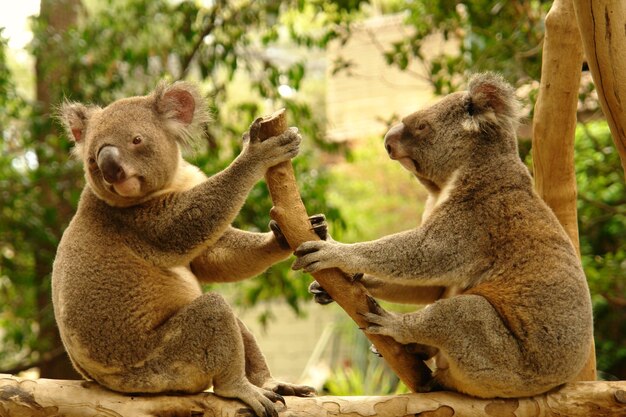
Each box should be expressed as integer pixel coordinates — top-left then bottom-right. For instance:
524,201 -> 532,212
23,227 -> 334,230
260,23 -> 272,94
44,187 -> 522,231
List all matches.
259,109 -> 432,393
572,0 -> 626,178
532,0 -> 583,253
531,0 -> 596,381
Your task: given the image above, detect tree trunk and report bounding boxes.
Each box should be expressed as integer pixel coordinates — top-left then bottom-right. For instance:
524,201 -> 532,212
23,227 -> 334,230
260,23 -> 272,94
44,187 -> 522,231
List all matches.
531,0 -> 596,381
1,374 -> 625,417
258,110 -> 432,393
33,0 -> 83,380
572,0 -> 626,177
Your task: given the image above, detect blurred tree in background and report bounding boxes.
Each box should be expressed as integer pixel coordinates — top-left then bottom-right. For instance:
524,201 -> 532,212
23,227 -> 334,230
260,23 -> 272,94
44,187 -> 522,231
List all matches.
1,0 -> 625,385
374,0 -> 551,94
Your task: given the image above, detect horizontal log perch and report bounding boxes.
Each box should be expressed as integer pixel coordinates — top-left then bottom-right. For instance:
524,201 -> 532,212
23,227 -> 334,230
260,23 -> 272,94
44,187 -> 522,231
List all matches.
1,374 -> 625,417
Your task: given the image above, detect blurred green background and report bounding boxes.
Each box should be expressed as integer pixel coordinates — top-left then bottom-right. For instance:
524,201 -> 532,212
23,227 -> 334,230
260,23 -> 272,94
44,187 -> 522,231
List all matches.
0,0 -> 624,392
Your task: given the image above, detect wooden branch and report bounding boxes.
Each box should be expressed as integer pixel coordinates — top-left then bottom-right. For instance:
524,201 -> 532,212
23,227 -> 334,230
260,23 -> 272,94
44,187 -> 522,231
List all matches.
2,375 -> 626,417
257,109 -> 431,393
572,0 -> 626,178
531,0 -> 597,382
532,0 -> 583,253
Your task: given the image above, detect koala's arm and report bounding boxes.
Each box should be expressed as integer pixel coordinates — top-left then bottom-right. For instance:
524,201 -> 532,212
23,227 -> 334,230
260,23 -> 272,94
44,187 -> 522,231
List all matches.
359,274 -> 445,304
123,127 -> 300,266
130,160 -> 262,264
294,215 -> 490,288
190,227 -> 290,283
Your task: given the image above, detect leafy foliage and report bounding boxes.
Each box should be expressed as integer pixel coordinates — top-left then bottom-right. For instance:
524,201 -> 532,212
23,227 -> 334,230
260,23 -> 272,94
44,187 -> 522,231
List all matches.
320,318 -> 409,396
377,0 -> 550,93
575,122 -> 626,379
0,32 -> 45,368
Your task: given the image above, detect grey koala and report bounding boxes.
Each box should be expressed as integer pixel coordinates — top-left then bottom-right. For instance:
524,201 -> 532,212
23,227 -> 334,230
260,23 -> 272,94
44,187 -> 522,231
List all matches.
294,73 -> 593,398
53,81 -> 315,417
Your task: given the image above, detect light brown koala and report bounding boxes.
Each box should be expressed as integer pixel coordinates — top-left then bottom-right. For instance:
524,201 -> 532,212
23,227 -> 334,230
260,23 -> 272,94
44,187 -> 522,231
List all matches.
53,81 -> 315,417
294,73 -> 593,398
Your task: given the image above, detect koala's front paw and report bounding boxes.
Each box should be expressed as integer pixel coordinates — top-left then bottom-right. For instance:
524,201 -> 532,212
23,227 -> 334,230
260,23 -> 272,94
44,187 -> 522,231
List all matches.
360,310 -> 413,345
243,119 -> 302,172
292,240 -> 339,273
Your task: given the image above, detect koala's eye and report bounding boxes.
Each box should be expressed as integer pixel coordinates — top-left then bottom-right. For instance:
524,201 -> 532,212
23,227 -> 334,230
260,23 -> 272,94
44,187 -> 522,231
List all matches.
417,123 -> 427,131
132,136 -> 142,145
87,157 -> 97,169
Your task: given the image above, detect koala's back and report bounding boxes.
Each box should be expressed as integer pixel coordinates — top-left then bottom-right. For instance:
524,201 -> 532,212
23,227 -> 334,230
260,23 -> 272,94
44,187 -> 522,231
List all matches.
52,189 -> 202,374
454,160 -> 591,383
413,160 -> 592,396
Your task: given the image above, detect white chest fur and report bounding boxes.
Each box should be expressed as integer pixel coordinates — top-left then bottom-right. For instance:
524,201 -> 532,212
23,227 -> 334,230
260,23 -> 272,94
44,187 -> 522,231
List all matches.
421,169 -> 460,224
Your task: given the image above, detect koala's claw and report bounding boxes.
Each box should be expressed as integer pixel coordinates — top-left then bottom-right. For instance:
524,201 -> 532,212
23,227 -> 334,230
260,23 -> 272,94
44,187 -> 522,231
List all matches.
248,117 -> 263,143
310,224 -> 328,241
293,243 -> 318,258
308,213 -> 328,241
308,280 -> 334,305
370,343 -> 382,357
360,309 -> 411,344
270,214 -> 329,251
257,391 -> 280,417
269,381 -> 316,397
302,261 -> 321,274
359,309 -> 391,332
308,213 -> 326,226
269,220 -> 289,250
264,390 -> 285,406
351,272 -> 364,282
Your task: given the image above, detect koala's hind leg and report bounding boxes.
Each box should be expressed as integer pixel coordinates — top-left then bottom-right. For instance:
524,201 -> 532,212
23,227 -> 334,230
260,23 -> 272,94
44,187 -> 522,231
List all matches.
364,294 -> 528,398
416,295 -> 526,397
237,319 -> 316,397
410,295 -> 565,398
102,292 -> 283,417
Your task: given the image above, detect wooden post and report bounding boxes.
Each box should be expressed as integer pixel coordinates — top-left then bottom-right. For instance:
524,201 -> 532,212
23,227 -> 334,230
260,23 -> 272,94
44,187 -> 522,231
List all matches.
257,109 -> 432,393
531,0 -> 596,381
572,0 -> 626,178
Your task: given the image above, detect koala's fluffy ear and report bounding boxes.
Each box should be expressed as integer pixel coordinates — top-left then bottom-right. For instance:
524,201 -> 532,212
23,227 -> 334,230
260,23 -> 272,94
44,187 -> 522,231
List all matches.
58,102 -> 100,157
463,73 -> 521,132
153,81 -> 210,145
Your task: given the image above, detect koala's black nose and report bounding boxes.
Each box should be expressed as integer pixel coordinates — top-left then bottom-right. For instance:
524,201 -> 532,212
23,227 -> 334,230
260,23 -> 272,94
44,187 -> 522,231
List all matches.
384,123 -> 404,156
97,146 -> 126,184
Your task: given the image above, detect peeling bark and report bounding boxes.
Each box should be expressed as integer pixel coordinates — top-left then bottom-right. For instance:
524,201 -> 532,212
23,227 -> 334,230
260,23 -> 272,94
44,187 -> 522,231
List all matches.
532,0 -> 583,253
1,375 -> 625,417
531,0 -> 597,382
573,0 -> 626,177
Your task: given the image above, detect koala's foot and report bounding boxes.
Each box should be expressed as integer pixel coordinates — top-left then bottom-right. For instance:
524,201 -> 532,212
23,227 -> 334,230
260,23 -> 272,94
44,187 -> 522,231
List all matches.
214,382 -> 284,417
359,305 -> 414,345
262,378 -> 316,397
